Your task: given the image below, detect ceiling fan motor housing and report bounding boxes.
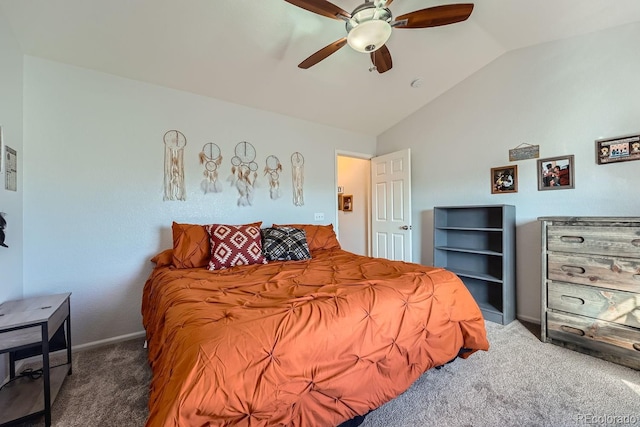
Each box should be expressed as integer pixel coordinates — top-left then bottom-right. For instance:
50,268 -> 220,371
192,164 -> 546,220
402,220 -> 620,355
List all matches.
346,3 -> 392,53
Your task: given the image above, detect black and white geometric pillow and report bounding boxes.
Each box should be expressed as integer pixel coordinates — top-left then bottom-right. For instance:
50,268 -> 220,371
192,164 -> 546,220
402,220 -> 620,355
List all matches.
261,227 -> 311,261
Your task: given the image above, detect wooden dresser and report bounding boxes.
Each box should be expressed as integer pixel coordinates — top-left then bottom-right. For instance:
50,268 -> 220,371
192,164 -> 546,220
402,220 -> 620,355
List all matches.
539,217 -> 640,370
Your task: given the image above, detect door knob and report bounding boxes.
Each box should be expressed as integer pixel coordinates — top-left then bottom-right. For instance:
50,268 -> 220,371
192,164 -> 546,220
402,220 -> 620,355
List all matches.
400,225 -> 412,230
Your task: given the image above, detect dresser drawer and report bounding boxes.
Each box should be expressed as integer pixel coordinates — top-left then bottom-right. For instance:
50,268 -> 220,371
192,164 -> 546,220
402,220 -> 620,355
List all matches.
546,311 -> 640,368
547,253 -> 640,293
548,281 -> 640,328
547,225 -> 640,257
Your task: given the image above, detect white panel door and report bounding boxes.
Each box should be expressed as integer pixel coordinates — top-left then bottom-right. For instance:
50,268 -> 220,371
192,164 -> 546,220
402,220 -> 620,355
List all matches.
370,149 -> 412,262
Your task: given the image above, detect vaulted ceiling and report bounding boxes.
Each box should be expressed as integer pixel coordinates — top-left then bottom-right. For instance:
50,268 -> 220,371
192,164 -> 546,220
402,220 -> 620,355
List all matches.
2,0 -> 640,135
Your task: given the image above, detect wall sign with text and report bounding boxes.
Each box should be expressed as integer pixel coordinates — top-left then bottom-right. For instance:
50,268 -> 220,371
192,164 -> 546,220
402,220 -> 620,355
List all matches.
596,133 -> 640,165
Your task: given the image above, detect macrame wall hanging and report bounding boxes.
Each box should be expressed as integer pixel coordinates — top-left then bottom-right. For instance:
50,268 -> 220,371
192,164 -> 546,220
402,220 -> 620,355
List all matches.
229,141 -> 258,206
199,142 -> 223,194
163,130 -> 187,201
264,155 -> 282,200
291,152 -> 305,206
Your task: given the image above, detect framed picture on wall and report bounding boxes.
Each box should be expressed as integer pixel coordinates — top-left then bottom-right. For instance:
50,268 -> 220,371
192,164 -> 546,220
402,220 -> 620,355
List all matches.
342,195 -> 353,212
537,155 -> 574,190
5,145 -> 17,191
595,133 -> 640,165
491,165 -> 518,194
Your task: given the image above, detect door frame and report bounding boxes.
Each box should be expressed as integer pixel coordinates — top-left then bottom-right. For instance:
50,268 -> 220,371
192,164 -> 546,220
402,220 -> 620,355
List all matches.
335,150 -> 373,256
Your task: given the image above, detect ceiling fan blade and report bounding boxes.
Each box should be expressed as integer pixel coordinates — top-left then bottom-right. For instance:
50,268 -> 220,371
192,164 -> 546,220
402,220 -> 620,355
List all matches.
284,0 -> 351,20
371,45 -> 392,74
298,37 -> 348,69
395,3 -> 474,29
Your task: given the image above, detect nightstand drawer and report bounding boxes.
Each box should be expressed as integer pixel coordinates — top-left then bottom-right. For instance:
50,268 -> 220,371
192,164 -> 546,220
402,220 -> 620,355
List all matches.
548,281 -> 640,328
547,225 -> 640,257
547,311 -> 640,354
547,253 -> 640,293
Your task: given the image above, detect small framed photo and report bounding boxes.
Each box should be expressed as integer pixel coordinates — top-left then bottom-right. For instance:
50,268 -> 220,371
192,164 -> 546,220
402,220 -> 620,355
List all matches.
342,194 -> 353,212
537,155 -> 574,191
491,165 -> 518,194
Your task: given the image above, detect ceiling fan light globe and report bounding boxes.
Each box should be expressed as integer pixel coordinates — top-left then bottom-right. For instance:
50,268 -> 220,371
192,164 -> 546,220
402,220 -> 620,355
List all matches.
347,20 -> 392,53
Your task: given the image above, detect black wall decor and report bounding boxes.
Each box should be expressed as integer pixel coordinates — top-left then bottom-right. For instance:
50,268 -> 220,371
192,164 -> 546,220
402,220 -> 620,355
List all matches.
0,212 -> 7,248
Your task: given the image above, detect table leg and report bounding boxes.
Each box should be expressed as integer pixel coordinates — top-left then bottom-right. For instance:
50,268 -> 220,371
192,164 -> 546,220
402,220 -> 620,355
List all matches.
42,323 -> 51,427
66,300 -> 72,375
8,351 -> 15,379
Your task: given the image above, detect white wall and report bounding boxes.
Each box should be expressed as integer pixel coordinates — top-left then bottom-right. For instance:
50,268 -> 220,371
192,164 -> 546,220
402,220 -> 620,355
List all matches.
337,156 -> 369,255
22,57 -> 376,346
377,22 -> 640,323
0,8 -> 23,303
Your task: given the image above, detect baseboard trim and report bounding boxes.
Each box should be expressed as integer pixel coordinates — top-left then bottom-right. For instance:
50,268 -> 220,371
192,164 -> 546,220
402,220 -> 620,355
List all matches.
517,314 -> 541,324
73,330 -> 146,352
2,330 -> 147,384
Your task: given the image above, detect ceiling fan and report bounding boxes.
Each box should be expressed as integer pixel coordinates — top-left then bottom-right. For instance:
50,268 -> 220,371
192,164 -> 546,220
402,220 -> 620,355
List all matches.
285,0 -> 474,73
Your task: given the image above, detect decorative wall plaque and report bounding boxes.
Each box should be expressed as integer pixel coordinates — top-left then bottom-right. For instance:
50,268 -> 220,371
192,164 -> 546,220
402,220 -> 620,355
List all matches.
595,133 -> 640,165
509,143 -> 539,161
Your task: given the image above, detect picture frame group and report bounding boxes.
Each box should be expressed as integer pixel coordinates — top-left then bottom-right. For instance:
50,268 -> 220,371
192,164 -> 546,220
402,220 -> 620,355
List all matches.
537,155 -> 574,191
491,154 -> 576,194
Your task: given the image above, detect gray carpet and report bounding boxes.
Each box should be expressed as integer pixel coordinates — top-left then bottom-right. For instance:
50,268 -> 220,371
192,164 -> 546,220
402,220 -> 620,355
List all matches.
12,320 -> 640,426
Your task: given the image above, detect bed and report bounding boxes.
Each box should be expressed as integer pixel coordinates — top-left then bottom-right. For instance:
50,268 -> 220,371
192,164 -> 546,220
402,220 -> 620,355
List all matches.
142,222 -> 489,427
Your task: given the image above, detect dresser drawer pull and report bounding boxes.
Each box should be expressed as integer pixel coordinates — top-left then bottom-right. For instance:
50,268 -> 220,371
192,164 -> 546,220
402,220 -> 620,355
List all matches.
560,325 -> 585,336
560,295 -> 585,305
560,236 -> 585,244
634,343 -> 640,352
561,265 -> 586,274
632,239 -> 640,247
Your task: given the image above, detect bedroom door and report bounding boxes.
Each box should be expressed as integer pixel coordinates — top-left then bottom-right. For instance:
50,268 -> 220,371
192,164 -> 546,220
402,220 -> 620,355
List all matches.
370,149 -> 412,262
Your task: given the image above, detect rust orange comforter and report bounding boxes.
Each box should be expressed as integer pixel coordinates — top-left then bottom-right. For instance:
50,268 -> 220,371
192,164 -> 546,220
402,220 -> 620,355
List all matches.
142,249 -> 489,427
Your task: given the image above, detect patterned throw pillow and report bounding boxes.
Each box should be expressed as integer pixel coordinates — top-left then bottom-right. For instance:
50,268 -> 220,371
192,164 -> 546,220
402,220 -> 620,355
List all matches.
205,224 -> 267,270
272,223 -> 341,252
172,221 -> 262,269
261,227 -> 311,261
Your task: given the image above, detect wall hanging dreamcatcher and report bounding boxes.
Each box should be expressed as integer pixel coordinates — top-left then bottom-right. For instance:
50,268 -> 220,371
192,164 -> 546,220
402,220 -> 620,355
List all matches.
228,141 -> 258,206
291,151 -> 305,206
264,155 -> 282,200
163,130 -> 187,201
199,142 -> 223,194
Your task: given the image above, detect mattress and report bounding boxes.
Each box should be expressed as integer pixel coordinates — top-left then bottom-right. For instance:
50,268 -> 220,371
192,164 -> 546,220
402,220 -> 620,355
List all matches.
142,248 -> 489,426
